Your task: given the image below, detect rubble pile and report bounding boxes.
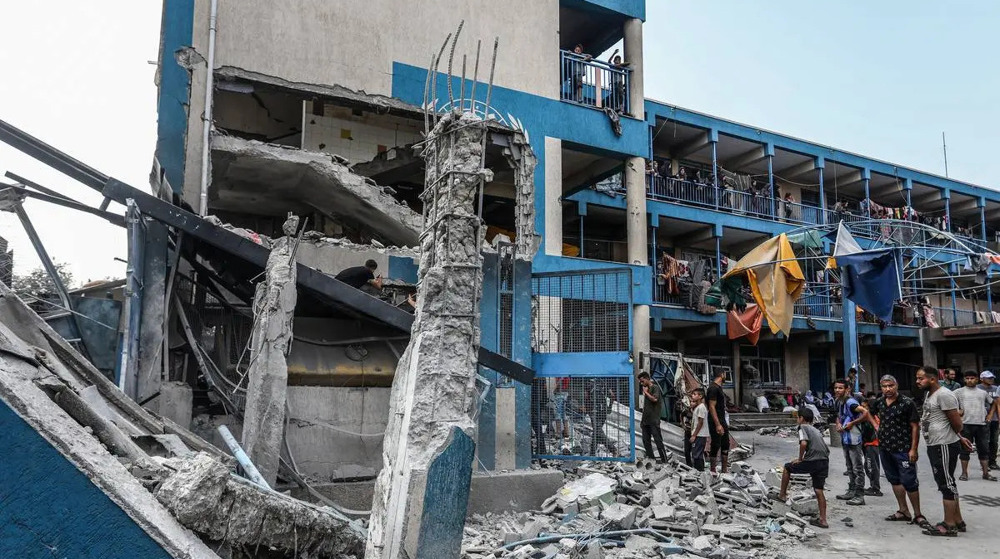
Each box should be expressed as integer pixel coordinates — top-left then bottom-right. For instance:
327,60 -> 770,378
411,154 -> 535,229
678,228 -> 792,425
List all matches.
462,454 -> 822,559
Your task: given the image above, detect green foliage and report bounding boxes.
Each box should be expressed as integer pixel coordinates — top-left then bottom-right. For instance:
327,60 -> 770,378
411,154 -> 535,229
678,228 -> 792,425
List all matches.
12,263 -> 74,301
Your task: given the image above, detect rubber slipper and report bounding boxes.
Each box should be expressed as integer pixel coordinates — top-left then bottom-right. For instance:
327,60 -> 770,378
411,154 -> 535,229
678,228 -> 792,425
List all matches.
809,518 -> 829,529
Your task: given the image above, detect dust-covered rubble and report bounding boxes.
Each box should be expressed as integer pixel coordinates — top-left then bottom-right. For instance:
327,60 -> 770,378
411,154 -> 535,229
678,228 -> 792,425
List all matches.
462,453 -> 822,559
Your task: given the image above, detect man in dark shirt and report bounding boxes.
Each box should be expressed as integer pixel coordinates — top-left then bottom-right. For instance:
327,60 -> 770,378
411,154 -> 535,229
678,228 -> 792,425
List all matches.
335,259 -> 383,290
707,369 -> 730,474
873,374 -> 927,528
586,378 -> 617,456
639,372 -> 667,463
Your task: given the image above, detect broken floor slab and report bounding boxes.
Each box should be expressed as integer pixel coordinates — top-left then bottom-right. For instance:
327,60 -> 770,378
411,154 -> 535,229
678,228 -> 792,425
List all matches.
209,134 -> 423,247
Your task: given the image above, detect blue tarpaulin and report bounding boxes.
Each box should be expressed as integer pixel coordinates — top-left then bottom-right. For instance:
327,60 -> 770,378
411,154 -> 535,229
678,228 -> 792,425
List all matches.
836,249 -> 904,322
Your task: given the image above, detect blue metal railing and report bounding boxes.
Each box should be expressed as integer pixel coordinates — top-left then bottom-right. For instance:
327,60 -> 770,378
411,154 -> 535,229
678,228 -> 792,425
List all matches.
560,50 -> 631,114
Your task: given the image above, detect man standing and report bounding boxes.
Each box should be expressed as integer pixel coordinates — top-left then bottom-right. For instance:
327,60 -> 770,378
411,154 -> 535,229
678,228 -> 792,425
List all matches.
979,371 -> 1000,470
689,388 -> 710,472
586,378 -> 617,456
707,370 -> 730,474
916,365 -> 974,537
834,379 -> 869,506
943,369 -> 962,392
638,372 -> 667,463
858,400 -> 882,496
334,259 -> 383,291
954,371 -> 996,481
873,375 -> 926,528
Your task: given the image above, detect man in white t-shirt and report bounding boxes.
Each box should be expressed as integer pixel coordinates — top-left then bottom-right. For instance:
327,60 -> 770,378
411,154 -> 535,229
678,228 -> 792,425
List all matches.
689,387 -> 711,472
916,366 -> 974,537
954,370 -> 997,481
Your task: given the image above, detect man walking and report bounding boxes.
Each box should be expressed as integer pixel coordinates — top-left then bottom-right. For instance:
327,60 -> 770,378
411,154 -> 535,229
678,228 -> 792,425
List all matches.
979,371 -> 1000,470
916,365 -> 974,537
834,379 -> 869,506
707,369 -> 731,474
954,371 -> 996,481
639,372 -> 667,463
873,375 -> 926,528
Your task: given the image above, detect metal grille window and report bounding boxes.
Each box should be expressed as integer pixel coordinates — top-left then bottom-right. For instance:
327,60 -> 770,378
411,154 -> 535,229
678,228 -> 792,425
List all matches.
531,375 -> 635,461
532,270 -> 632,353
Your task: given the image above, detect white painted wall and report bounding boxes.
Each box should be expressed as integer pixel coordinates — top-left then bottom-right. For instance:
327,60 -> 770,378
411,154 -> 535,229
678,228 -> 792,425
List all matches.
302,103 -> 423,164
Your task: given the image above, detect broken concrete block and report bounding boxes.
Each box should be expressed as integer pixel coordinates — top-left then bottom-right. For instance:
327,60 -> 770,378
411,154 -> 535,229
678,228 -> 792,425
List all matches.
692,534 -> 715,551
784,512 -> 808,527
624,534 -> 659,550
652,504 -> 675,520
600,503 -> 637,529
781,523 -> 802,536
789,495 -> 819,516
582,540 -> 605,559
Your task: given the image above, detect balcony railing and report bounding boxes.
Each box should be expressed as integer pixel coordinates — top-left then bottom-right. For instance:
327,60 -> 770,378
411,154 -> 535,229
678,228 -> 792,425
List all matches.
560,50 -> 631,114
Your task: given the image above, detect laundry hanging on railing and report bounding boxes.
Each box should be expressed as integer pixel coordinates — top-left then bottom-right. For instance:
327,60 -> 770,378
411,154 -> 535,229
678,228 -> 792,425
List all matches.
826,222 -> 903,323
965,253 -> 1000,285
713,234 -> 805,337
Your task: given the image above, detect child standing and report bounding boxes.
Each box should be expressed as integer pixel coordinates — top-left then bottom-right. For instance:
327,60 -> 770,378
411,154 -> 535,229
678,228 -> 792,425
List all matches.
689,388 -> 710,471
778,406 -> 830,528
858,400 -> 883,496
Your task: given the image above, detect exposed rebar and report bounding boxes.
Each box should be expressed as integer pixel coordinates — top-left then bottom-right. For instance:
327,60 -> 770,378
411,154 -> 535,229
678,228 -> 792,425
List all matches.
485,37 -> 499,118
423,53 -> 434,135
470,39 -> 482,113
446,20 -> 464,107
460,55 -> 467,111
431,33 -> 451,124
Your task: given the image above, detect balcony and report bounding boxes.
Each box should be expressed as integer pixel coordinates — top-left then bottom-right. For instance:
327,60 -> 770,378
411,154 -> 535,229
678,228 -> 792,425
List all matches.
560,50 -> 631,115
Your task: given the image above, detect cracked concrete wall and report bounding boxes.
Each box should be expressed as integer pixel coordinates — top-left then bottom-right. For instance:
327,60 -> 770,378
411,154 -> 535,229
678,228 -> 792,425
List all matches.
241,215 -> 298,487
367,111 -> 489,559
505,130 -> 538,260
180,0 -> 559,206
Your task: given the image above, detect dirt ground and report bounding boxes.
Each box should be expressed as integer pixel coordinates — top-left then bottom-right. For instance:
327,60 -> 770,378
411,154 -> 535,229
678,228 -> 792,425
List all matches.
735,431 -> 998,558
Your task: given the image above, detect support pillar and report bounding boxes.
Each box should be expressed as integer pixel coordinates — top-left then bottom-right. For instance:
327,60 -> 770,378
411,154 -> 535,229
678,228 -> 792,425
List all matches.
543,137 -> 562,256
766,143 -> 775,217
841,269 -> 859,385
950,264 -> 959,326
943,188 -> 952,232
711,131 -> 719,210
623,18 -> 644,116
816,157 -> 826,224
732,341 -> 742,407
715,235 -> 722,280
862,169 -> 871,218
980,199 -> 988,242
626,156 -> 649,375
903,178 -> 912,208
578,202 -> 586,258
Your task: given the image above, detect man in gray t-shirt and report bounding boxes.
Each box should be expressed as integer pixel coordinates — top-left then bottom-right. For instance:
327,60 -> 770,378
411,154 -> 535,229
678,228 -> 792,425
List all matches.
916,366 -> 974,537
954,371 -> 997,481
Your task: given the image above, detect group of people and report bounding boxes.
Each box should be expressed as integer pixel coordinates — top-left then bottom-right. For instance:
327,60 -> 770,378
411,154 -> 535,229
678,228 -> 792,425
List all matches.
531,377 -> 625,458
776,366 -> 1000,536
563,44 -> 630,114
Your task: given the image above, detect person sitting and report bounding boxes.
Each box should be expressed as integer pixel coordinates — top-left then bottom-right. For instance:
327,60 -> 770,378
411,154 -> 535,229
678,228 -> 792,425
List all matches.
335,259 -> 383,291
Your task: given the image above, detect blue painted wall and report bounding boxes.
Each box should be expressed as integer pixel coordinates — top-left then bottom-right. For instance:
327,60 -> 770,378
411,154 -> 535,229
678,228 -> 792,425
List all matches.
388,255 -> 419,284
0,400 -> 172,559
156,0 -> 195,193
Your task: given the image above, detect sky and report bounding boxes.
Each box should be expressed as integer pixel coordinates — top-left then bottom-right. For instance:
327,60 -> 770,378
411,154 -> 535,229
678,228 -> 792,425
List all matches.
1,1 -> 998,284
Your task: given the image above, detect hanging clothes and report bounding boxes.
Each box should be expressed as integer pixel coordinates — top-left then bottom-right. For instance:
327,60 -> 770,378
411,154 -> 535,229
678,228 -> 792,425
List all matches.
727,304 -> 764,345
720,234 -> 805,336
658,254 -> 683,295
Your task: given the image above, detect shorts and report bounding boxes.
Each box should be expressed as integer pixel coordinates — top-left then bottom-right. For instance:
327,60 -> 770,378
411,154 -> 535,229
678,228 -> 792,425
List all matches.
879,448 -> 919,492
552,393 -> 567,420
961,424 -> 989,460
784,459 -> 829,490
927,441 -> 961,501
710,423 -> 731,456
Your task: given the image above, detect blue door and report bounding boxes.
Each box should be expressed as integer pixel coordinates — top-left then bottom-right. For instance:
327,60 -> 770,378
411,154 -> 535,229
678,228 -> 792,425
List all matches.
809,359 -> 829,396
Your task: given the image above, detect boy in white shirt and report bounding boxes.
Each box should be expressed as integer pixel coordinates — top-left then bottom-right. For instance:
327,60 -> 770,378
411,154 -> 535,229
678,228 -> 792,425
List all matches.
689,388 -> 710,471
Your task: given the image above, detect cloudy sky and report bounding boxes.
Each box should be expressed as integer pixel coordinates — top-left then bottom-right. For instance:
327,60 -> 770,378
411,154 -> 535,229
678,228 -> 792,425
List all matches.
1,1 -> 997,284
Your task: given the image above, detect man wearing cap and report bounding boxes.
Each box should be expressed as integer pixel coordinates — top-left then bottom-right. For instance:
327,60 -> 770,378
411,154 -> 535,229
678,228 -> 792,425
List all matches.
954,371 -> 997,481
979,371 -> 1000,470
873,375 -> 926,528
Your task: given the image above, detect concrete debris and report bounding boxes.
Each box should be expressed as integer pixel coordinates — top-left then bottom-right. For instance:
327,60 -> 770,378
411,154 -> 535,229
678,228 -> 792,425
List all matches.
502,129 -> 538,260
156,452 -> 366,558
241,214 -> 298,487
461,456 -> 824,559
367,109 -> 491,559
211,134 -> 423,246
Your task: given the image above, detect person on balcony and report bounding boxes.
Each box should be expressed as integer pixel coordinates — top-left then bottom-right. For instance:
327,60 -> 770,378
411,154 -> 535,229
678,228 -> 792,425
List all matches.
565,44 -> 592,103
783,193 -> 795,221
605,49 -> 629,114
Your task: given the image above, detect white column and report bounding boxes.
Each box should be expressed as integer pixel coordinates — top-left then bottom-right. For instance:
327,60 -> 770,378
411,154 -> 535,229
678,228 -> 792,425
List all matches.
625,156 -> 649,373
623,18 -> 644,116
544,137 -> 563,256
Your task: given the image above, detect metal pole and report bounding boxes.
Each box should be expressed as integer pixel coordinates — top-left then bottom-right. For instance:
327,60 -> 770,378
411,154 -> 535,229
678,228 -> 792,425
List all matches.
818,164 -> 826,225
942,132 -> 949,178
198,0 -> 219,216
841,269 -> 859,381
217,425 -> 272,490
711,140 -> 719,210
767,153 -> 775,217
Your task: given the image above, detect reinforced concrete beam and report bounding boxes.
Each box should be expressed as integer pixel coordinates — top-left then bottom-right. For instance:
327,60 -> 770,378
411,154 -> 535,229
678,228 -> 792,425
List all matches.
778,159 -> 817,180
911,189 -> 943,206
563,157 -> 623,193
674,131 -> 711,159
950,197 -> 980,214
673,225 -> 718,246
722,145 -> 765,170
829,169 -> 863,189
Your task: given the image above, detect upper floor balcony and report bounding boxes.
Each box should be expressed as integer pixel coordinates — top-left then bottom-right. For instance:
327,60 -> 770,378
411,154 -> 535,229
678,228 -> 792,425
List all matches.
560,50 -> 632,115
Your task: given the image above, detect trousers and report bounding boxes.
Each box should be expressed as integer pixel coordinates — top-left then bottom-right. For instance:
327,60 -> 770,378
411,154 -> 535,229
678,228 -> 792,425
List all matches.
843,444 -> 866,492
641,423 -> 667,462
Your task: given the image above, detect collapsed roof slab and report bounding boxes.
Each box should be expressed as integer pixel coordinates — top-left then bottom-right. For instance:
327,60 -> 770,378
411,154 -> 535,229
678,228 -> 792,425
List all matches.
210,135 -> 423,247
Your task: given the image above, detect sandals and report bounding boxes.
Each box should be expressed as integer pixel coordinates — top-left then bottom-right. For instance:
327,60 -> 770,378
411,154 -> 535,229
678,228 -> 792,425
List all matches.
885,511 -> 911,522
984,473 -> 998,482
911,515 -> 932,530
923,522 -> 958,537
957,521 -> 967,533
809,518 -> 829,529
959,473 -> 969,481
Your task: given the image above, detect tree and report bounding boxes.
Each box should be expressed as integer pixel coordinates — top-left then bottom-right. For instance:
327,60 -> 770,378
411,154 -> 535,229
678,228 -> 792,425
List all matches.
12,263 -> 75,301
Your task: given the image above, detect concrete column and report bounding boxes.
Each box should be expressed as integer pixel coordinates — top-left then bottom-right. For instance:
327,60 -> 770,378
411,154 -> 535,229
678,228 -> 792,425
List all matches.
625,156 -> 649,376
980,200 -> 988,241
841,270 -> 859,383
943,188 -> 952,232
670,158 -> 679,176
862,170 -> 871,218
919,328 -> 939,367
816,157 -> 826,225
544,137 -> 563,256
623,18 -> 644,117
903,178 -> 912,208
950,264 -> 959,325
766,143 -> 775,216
732,342 -> 742,406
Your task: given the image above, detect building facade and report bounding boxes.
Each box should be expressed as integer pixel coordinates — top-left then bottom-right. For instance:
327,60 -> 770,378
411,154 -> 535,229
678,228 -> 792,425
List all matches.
154,0 -> 998,468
